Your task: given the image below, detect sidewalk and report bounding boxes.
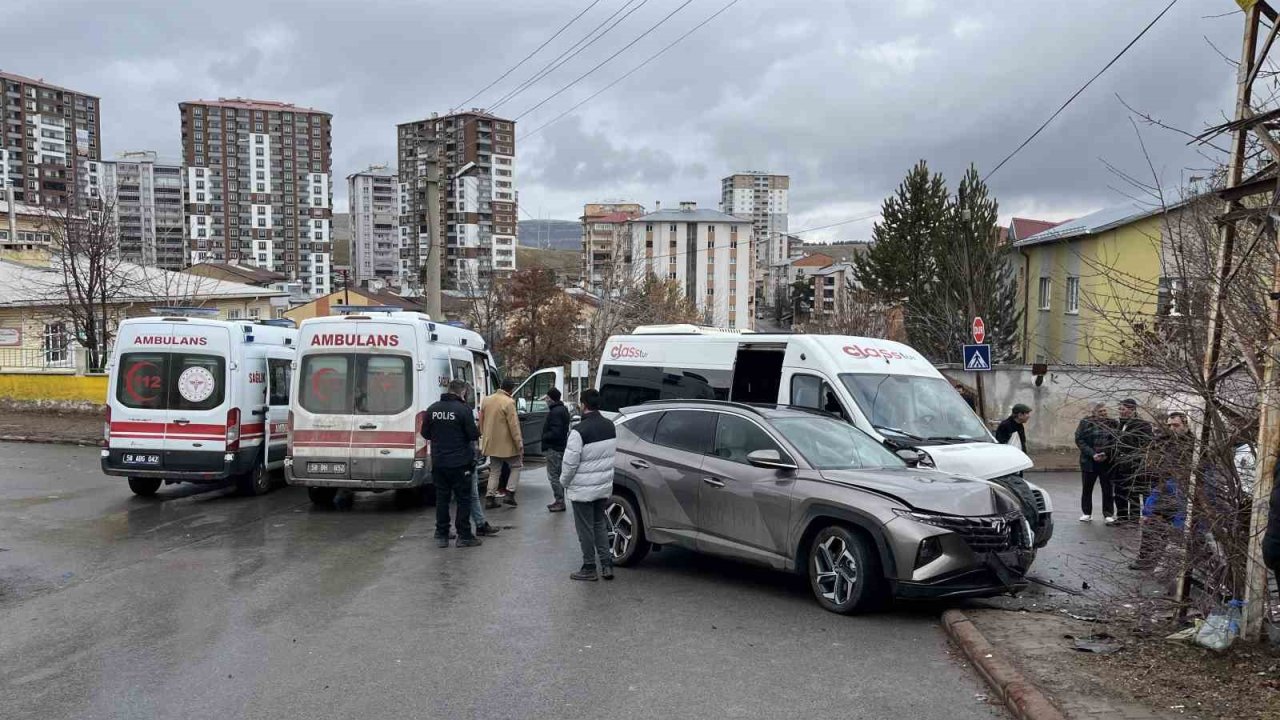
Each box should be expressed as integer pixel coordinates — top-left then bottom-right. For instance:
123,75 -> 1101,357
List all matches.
954,471 -> 1280,719
0,409 -> 101,445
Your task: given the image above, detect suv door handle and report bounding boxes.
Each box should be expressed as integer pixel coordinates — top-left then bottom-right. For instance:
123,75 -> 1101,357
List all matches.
702,477 -> 726,488
630,459 -> 650,470
358,423 -> 378,430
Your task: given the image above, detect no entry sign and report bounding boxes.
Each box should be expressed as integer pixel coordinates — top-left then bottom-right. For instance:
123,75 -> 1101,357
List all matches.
971,317 -> 986,344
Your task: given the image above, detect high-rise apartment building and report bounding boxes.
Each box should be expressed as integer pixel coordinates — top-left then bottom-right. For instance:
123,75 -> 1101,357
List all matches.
179,98 -> 333,297
99,151 -> 185,269
0,71 -> 101,209
347,165 -> 399,285
581,202 -> 645,294
397,109 -> 517,289
720,171 -> 789,301
628,202 -> 753,330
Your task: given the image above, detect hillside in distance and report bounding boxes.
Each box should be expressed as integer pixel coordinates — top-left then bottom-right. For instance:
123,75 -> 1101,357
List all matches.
518,219 -> 580,250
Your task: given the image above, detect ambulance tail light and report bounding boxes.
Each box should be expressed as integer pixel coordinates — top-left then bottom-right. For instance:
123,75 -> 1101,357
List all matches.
414,411 -> 430,459
286,410 -> 294,453
226,407 -> 241,451
103,407 -> 111,448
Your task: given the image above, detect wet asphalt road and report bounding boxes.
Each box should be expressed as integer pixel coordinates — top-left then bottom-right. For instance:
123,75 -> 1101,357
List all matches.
0,442 -> 1001,719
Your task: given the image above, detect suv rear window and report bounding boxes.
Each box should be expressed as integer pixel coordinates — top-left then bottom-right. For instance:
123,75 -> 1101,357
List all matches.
300,353 -> 412,415
117,352 -> 226,411
651,410 -> 714,454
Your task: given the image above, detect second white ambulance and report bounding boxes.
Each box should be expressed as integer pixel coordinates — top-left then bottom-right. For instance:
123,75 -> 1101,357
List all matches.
286,310 -> 497,507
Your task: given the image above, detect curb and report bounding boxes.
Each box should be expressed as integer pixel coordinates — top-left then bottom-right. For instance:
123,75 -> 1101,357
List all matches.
942,609 -> 1066,720
0,434 -> 99,448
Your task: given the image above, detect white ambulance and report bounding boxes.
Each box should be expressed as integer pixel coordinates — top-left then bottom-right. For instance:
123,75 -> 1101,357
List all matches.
286,309 -> 498,507
596,325 -> 1054,547
102,309 -> 297,497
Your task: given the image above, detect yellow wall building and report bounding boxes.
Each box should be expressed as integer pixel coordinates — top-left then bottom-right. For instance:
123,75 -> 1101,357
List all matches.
1014,204 -> 1177,365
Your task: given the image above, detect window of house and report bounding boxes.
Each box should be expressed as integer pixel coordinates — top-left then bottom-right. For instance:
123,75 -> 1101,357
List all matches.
1158,277 -> 1187,317
1037,277 -> 1051,311
1065,276 -> 1080,314
43,321 -> 69,364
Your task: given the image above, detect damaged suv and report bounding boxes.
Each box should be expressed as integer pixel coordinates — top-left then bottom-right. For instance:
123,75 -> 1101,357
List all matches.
606,401 -> 1036,613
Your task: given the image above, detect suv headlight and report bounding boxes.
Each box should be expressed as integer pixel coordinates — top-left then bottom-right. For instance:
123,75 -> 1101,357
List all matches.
892,507 -> 953,528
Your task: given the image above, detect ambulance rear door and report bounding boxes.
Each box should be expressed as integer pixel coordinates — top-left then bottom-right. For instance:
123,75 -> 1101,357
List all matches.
263,347 -> 293,469
162,322 -> 232,466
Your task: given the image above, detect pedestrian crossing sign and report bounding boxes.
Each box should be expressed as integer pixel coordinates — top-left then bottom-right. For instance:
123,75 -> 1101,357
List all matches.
963,344 -> 991,371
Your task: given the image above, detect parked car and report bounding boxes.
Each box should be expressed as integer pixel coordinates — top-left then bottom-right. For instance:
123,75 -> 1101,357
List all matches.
606,400 -> 1037,614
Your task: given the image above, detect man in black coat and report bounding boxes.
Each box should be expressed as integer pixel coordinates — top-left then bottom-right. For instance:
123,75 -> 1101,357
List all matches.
423,379 -> 482,548
1107,398 -> 1154,524
541,387 -> 572,513
1075,402 -> 1115,523
1264,456 -> 1280,605
995,403 -> 1032,451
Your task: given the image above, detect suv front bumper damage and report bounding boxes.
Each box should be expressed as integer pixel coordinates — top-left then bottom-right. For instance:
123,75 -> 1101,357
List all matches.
892,550 -> 1033,599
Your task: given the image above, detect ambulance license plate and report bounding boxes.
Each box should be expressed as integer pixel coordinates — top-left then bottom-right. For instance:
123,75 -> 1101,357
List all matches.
123,454 -> 160,466
307,462 -> 347,474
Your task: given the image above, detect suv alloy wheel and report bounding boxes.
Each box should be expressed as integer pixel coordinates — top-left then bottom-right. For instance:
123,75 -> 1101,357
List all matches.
605,493 -> 651,566
808,525 -> 881,614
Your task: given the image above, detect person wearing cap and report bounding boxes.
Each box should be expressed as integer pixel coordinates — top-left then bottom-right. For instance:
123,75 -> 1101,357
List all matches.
540,387 -> 572,513
1106,398 -> 1154,524
994,403 -> 1032,452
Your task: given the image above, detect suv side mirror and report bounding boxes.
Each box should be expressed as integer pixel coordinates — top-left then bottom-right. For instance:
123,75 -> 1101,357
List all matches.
895,448 -> 924,467
747,449 -> 798,471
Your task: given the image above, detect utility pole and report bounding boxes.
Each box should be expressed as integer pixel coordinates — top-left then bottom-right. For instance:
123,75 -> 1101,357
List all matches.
1243,0 -> 1280,641
1181,1 -> 1280,640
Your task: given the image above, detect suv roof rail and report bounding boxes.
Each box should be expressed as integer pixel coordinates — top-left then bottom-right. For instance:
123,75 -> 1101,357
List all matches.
621,399 -> 768,416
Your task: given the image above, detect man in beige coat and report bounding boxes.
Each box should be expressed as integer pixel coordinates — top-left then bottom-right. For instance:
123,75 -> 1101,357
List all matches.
480,378 -> 524,508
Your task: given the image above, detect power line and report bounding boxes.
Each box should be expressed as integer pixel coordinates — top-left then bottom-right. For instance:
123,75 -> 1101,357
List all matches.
522,0 -> 743,139
983,0 -> 1179,181
514,0 -> 694,121
451,0 -> 604,113
488,0 -> 650,115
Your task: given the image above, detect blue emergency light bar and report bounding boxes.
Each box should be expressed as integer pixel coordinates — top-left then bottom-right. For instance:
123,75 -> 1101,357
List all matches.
332,305 -> 402,315
150,306 -> 219,317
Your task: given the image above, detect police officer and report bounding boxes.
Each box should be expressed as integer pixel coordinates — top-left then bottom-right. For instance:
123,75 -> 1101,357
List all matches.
423,379 -> 482,548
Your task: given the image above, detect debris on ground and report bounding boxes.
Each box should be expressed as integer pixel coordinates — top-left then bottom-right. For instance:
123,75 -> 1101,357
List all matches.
1068,632 -> 1122,654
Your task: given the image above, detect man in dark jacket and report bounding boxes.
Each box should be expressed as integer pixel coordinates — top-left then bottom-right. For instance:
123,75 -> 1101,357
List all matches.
1264,453 -> 1280,604
1132,412 -> 1195,569
1075,402 -> 1115,522
1107,398 -> 1155,524
423,380 -> 482,548
541,387 -> 572,513
995,403 -> 1032,451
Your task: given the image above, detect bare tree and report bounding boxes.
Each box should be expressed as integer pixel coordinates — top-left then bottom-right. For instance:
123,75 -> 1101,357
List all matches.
456,264 -> 512,366
34,197 -> 132,371
796,285 -> 894,338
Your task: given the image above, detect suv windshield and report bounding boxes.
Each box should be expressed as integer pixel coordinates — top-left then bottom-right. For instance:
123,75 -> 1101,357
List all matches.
771,416 -> 904,470
840,373 -> 989,443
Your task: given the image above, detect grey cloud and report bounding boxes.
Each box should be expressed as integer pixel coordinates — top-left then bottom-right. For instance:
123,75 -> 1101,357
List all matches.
0,0 -> 1247,241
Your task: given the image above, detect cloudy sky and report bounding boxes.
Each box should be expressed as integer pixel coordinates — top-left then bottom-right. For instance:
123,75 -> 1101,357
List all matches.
1,0 -> 1244,242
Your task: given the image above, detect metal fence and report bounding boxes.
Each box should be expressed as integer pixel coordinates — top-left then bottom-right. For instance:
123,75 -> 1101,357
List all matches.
0,346 -> 111,373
